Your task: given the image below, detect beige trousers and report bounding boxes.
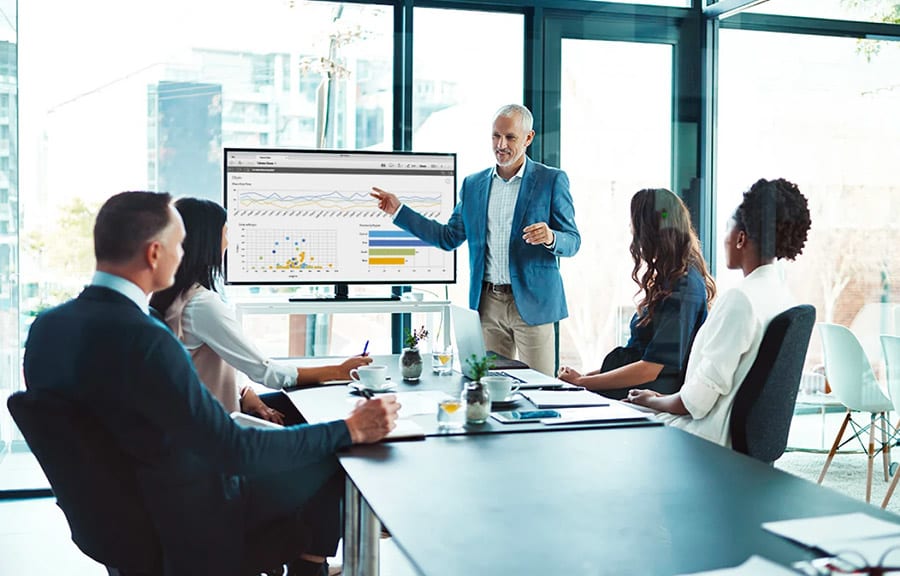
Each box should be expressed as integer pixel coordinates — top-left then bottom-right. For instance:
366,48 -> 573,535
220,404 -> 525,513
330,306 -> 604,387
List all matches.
478,286 -> 556,376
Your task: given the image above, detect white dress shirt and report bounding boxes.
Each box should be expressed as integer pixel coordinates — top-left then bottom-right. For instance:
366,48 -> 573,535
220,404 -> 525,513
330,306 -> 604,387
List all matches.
178,287 -> 297,390
91,271 -> 149,314
658,264 -> 795,446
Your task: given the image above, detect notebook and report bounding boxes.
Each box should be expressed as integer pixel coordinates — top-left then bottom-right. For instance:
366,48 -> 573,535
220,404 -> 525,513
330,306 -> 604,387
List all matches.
450,305 -> 570,388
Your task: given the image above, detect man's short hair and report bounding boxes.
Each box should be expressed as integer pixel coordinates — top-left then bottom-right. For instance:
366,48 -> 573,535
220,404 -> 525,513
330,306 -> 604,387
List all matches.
94,191 -> 174,264
494,104 -> 534,133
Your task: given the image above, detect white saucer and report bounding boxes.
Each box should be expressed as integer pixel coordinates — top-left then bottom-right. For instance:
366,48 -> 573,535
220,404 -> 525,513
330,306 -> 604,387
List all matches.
350,381 -> 397,393
491,395 -> 521,408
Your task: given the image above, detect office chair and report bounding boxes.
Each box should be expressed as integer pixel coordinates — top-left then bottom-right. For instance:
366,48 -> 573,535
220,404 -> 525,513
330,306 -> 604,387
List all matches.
7,390 -> 162,576
817,323 -> 896,505
730,304 -> 816,465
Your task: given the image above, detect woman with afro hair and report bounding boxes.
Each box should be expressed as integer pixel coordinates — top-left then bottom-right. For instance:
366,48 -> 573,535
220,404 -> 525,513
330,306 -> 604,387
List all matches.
625,178 -> 812,446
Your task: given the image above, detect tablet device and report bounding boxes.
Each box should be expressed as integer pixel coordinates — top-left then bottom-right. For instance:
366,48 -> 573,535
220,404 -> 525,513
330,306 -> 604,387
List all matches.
491,410 -> 561,424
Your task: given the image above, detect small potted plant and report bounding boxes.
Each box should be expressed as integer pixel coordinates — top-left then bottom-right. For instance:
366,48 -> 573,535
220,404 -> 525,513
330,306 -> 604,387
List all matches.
400,325 -> 429,381
464,353 -> 496,424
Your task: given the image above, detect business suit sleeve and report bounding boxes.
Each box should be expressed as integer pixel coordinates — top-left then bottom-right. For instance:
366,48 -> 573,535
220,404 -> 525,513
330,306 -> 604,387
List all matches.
135,328 -> 350,477
393,189 -> 468,251
546,170 -> 580,258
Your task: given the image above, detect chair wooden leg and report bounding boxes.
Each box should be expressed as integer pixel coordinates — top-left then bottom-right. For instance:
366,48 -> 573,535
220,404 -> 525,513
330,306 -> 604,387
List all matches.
819,411 -> 851,484
867,412 -> 877,503
884,455 -> 900,508
883,412 -> 891,483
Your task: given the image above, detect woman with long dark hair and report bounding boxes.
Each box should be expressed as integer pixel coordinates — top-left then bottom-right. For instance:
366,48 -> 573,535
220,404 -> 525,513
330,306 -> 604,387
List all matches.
151,198 -> 371,424
558,188 -> 716,399
626,178 -> 812,446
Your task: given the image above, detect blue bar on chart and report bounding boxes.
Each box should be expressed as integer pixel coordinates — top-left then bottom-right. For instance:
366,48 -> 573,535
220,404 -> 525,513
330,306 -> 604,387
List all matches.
367,230 -> 430,247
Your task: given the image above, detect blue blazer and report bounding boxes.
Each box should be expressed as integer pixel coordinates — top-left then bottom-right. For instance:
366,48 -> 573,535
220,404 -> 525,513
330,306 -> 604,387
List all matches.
23,286 -> 352,575
394,158 -> 580,325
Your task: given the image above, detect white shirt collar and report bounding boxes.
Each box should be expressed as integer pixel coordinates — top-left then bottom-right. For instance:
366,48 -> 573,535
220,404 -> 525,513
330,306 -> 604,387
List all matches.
91,271 -> 150,315
491,157 -> 528,182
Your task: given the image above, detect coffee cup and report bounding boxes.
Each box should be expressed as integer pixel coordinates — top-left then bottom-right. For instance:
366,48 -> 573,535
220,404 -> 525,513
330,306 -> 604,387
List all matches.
481,375 -> 519,402
349,365 -> 388,389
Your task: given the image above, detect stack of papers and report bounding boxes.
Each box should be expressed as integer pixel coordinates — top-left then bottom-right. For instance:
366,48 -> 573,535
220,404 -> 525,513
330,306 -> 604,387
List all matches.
541,404 -> 650,425
520,389 -> 610,408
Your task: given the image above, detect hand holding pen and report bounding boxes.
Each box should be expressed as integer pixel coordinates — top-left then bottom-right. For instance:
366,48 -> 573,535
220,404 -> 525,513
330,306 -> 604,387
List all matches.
345,391 -> 401,443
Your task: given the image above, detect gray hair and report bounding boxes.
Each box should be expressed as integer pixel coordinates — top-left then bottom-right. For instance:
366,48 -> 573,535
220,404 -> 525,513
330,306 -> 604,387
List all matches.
494,104 -> 533,133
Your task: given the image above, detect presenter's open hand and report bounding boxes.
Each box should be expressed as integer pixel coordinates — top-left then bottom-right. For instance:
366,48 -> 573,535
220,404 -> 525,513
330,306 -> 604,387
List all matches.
624,389 -> 660,407
371,187 -> 401,216
557,366 -> 582,385
522,222 -> 555,247
345,395 -> 401,444
338,355 -> 373,379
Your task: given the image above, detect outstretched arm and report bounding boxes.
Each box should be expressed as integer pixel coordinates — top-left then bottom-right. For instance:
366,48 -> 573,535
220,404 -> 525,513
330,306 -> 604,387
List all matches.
625,389 -> 689,415
558,360 -> 663,391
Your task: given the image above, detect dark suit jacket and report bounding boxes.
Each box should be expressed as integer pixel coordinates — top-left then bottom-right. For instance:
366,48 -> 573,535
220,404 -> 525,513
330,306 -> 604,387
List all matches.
394,158 -> 580,325
23,285 -> 351,575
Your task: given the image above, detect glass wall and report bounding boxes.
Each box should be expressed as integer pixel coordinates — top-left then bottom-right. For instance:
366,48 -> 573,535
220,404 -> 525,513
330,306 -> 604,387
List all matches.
17,0 -> 392,364
407,6 -> 524,348
0,0 -> 17,483
716,29 -> 900,372
558,39 -> 673,370
746,0 -> 900,23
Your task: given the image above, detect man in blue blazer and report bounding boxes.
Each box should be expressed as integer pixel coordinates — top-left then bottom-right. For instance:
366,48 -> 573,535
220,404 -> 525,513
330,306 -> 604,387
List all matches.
372,104 -> 580,375
23,191 -> 400,576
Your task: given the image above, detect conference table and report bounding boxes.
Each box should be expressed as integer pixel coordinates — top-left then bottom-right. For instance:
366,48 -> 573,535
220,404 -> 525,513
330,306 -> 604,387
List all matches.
285,355 -> 900,576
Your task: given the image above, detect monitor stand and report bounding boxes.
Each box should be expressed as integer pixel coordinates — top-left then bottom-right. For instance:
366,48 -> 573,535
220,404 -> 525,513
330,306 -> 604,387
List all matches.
289,283 -> 401,302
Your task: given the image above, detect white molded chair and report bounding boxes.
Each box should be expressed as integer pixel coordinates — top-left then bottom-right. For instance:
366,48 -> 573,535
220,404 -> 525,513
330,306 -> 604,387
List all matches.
879,334 -> 900,507
817,323 -> 895,505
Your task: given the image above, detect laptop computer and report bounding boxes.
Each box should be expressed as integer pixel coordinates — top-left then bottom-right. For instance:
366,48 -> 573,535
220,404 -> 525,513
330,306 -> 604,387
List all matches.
449,305 -> 572,389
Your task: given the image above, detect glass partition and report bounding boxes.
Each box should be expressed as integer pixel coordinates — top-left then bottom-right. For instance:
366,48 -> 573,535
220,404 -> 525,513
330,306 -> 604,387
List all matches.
716,29 -> 900,373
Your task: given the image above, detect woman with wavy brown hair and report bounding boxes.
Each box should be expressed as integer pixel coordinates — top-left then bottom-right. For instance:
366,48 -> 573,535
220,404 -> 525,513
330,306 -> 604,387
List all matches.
558,188 -> 715,400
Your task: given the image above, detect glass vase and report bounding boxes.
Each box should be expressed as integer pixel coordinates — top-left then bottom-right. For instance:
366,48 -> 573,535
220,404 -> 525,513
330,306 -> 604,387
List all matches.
400,347 -> 424,381
465,381 -> 491,424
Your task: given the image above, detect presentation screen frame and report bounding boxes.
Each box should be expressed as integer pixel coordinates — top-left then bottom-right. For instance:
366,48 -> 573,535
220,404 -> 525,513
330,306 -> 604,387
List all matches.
223,147 -> 457,288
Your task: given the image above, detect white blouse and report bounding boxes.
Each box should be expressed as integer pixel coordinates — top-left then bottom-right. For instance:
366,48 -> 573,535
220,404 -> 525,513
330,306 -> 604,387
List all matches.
658,264 -> 796,446
178,287 -> 297,390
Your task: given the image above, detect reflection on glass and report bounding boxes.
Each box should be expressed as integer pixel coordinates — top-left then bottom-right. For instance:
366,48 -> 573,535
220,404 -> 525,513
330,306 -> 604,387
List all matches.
717,30 -> 900,372
558,39 -> 673,370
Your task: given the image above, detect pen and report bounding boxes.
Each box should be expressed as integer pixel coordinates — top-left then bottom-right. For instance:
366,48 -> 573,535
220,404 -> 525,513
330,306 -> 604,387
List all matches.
362,340 -> 369,356
357,388 -> 374,400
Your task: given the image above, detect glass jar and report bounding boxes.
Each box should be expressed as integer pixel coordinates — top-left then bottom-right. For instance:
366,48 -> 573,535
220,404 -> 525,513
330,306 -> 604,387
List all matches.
465,381 -> 491,424
400,347 -> 424,381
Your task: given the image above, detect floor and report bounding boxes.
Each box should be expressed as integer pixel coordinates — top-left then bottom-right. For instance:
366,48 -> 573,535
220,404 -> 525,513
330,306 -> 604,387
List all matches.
1,410 -> 898,574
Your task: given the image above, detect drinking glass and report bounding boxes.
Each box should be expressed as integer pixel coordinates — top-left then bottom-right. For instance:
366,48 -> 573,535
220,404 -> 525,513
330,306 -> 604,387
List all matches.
436,397 -> 465,430
432,347 -> 454,375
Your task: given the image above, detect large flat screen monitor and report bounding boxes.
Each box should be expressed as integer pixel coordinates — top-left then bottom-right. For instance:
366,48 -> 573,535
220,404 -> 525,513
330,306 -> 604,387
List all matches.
223,148 -> 457,293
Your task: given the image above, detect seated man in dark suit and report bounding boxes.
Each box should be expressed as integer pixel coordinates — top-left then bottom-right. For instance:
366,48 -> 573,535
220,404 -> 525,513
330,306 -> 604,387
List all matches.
23,191 -> 401,576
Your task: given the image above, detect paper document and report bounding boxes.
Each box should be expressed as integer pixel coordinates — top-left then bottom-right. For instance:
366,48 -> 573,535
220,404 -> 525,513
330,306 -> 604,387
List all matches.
230,412 -> 284,430
674,556 -> 796,576
395,391 -> 454,418
816,535 -> 900,566
384,419 -> 426,442
762,512 -> 900,548
541,404 -> 650,425
520,389 -> 609,408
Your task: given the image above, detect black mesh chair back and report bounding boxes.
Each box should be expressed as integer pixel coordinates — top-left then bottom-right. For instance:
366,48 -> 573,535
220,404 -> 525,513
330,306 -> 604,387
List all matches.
729,305 -> 816,464
7,390 -> 161,576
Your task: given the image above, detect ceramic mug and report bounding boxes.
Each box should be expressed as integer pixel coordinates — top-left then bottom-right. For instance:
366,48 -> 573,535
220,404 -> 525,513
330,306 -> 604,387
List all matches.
481,375 -> 520,402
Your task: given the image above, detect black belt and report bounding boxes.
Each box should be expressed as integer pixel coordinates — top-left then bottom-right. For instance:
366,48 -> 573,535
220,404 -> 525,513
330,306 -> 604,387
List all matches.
484,282 -> 512,294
